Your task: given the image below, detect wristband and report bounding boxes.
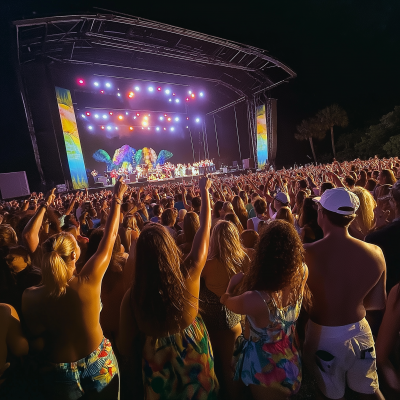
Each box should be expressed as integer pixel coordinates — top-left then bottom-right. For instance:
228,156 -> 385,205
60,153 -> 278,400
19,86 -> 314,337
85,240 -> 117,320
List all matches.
41,203 -> 49,210
113,197 -> 122,205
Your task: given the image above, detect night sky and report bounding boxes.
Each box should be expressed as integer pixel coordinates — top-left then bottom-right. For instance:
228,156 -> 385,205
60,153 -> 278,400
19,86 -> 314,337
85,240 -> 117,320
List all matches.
1,0 -> 400,187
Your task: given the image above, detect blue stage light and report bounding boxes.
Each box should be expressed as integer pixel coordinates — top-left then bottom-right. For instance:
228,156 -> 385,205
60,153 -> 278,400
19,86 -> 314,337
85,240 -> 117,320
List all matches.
102,115 -> 107,119
107,126 -> 112,130
199,92 -> 204,97
117,93 -> 121,97
148,127 -> 150,130
135,86 -> 140,91
88,126 -> 93,130
195,118 -> 200,123
156,127 -> 160,131
169,99 -> 172,102
94,114 -> 99,118
171,127 -> 175,131
81,114 -> 85,118
94,82 -> 99,87
148,87 -> 154,92
159,116 -> 164,120
115,127 -> 118,130
165,89 -> 170,94
105,83 -> 111,88
175,117 -> 179,121
188,90 -> 192,94
175,99 -> 180,103
126,111 -> 129,115
134,116 -> 137,119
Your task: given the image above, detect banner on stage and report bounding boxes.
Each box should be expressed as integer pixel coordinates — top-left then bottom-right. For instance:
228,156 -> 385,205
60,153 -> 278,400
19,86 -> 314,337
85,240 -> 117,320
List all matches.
256,104 -> 268,169
55,87 -> 88,189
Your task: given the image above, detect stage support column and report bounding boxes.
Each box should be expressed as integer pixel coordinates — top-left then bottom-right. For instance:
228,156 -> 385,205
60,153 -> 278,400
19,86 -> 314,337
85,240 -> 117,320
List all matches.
213,115 -> 220,159
234,106 -> 242,163
188,128 -> 195,163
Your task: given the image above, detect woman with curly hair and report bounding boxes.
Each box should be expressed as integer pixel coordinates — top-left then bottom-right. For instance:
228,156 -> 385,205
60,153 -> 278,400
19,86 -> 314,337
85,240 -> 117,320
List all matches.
349,186 -> 376,240
200,220 -> 251,399
118,177 -> 219,400
221,220 -> 310,400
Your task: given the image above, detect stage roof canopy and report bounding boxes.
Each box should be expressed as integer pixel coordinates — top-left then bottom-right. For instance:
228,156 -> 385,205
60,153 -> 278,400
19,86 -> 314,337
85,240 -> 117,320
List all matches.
13,12 -> 296,113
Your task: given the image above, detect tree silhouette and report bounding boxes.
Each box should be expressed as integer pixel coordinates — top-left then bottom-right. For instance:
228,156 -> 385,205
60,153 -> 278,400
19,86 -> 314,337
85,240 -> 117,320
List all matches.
317,104 -> 348,159
294,118 -> 326,163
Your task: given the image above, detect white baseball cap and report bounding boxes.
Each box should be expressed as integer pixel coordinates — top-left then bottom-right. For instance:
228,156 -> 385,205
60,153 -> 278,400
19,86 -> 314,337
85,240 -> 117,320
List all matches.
274,192 -> 290,205
313,187 -> 360,215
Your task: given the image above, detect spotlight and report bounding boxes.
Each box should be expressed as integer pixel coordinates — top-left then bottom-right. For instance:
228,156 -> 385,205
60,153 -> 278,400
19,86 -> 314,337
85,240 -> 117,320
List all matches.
175,99 -> 180,103
163,127 -> 167,130
105,83 -> 111,88
186,117 -> 189,120
126,112 -> 129,115
128,92 -> 134,98
81,114 -> 85,118
171,127 -> 174,131
142,127 -> 144,130
159,116 -> 164,120
196,118 -> 200,123
199,92 -> 204,97
137,113 -> 140,116
129,126 -> 134,131
148,127 -> 150,130
157,87 -> 161,91
186,98 -> 189,101
86,112 -> 91,116
165,89 -> 170,94
78,79 -> 84,85
118,115 -> 123,120
148,114 -> 151,116
188,91 -> 192,94
144,116 -> 148,120
115,127 -> 118,130
175,117 -> 179,121
156,127 -> 160,131
148,87 -> 154,92
94,114 -> 99,119
101,126 -> 105,130
117,93 -> 121,97
186,126 -> 188,128
100,90 -> 104,94
109,112 -> 113,116
167,117 -> 171,121
107,126 -> 112,130
169,99 -> 172,102
88,125 -> 93,130
142,121 -> 148,127
164,114 -> 167,117
191,94 -> 195,98
134,116 -> 137,119
102,115 -> 107,119
172,93 -> 176,96
94,82 -> 99,86
135,86 -> 140,91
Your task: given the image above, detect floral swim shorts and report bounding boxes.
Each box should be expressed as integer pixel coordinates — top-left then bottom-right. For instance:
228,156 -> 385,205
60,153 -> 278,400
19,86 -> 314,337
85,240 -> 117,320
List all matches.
41,337 -> 119,400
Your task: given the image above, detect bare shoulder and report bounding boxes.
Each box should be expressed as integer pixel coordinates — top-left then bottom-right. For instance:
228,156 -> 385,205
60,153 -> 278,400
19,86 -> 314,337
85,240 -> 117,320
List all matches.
0,303 -> 16,318
357,239 -> 385,264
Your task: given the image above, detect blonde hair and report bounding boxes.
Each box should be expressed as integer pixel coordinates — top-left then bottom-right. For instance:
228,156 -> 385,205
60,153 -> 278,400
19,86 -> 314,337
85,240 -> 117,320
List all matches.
351,187 -> 377,233
0,225 -> 18,247
208,220 -> 248,278
41,232 -> 77,297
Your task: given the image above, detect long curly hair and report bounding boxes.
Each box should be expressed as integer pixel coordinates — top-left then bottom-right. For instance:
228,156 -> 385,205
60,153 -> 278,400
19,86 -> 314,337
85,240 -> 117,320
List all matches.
131,223 -> 193,332
351,186 -> 376,232
208,220 -> 249,278
242,220 -> 311,308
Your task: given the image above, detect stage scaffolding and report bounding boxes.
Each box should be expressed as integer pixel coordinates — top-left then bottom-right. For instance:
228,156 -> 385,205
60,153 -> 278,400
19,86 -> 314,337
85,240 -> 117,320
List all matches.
13,10 -> 295,189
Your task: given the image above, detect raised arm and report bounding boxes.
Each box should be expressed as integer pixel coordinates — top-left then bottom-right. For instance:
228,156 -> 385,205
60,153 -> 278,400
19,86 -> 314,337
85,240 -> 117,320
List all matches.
79,177 -> 127,284
22,189 -> 56,253
185,176 -> 211,276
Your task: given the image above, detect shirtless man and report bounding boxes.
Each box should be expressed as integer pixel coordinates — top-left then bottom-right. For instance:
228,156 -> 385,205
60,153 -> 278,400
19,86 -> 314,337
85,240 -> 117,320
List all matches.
303,188 -> 386,400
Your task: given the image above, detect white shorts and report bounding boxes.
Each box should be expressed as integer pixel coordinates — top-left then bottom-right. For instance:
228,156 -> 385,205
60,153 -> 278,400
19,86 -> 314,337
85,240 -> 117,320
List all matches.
303,318 -> 379,399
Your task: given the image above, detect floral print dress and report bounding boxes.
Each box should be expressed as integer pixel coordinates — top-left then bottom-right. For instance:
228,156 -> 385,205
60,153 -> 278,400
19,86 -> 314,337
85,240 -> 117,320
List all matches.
232,290 -> 303,395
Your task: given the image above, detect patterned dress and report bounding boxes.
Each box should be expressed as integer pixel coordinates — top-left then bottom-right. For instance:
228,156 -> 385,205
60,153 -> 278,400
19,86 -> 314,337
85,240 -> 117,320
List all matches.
142,315 -> 219,399
232,290 -> 303,395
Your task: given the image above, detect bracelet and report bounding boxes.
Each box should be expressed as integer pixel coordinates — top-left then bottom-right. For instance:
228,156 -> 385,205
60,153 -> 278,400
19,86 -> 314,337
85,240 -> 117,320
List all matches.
41,203 -> 49,210
113,197 -> 122,205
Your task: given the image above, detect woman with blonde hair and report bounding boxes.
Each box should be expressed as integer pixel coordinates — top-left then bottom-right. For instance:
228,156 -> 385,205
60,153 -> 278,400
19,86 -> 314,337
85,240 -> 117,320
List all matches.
232,195 -> 248,230
22,179 -> 127,400
177,211 -> 200,256
200,220 -> 252,399
119,213 -> 140,252
118,177 -> 218,400
225,212 -> 244,234
350,186 -> 377,239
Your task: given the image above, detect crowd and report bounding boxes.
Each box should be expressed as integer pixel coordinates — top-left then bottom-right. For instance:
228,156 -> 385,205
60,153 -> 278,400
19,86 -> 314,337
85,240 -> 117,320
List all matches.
0,155 -> 400,400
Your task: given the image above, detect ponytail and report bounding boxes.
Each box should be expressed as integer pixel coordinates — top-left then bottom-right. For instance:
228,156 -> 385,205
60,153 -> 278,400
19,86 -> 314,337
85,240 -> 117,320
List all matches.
41,232 -> 76,297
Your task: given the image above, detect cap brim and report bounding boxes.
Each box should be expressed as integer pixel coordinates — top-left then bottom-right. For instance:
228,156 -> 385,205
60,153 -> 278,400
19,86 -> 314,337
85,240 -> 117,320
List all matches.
312,197 -> 321,203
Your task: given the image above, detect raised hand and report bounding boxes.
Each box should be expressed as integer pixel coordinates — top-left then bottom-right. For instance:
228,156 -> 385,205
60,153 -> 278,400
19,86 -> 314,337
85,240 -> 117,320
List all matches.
45,188 -> 56,207
199,175 -> 212,192
114,176 -> 128,200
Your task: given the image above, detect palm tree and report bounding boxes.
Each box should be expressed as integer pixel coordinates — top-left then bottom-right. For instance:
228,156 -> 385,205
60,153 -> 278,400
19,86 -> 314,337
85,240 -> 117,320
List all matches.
317,104 -> 348,159
294,118 -> 326,163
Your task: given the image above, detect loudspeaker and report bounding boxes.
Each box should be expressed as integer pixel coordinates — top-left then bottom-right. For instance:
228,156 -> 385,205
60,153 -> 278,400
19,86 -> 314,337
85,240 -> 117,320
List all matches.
242,158 -> 255,169
129,174 -> 137,182
138,177 -> 148,183
232,161 -> 238,168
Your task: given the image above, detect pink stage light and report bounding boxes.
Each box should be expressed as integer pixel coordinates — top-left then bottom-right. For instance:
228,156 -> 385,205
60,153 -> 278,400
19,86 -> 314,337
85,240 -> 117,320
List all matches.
77,79 -> 84,85
109,112 -> 113,116
157,87 -> 161,91
101,126 -> 105,130
186,98 -> 189,101
86,112 -> 91,116
100,90 -> 104,94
